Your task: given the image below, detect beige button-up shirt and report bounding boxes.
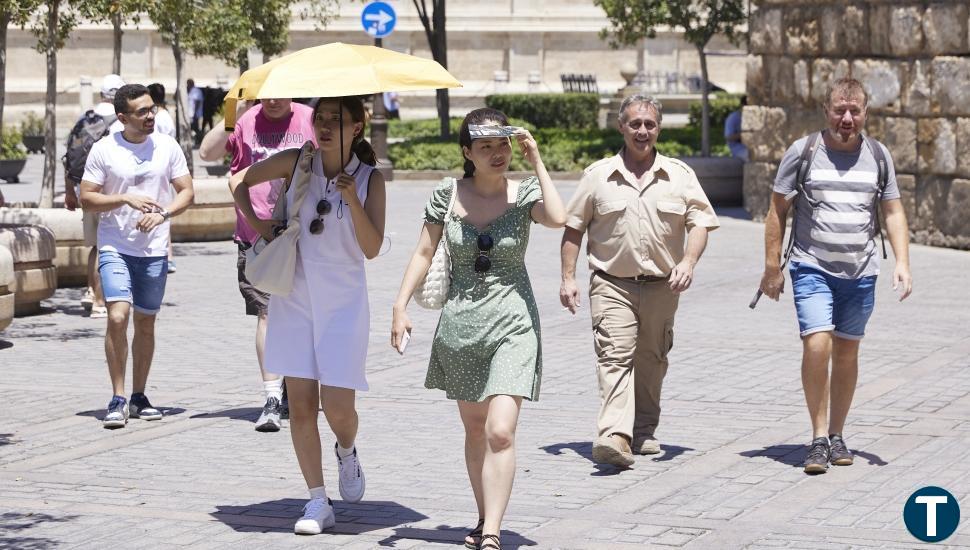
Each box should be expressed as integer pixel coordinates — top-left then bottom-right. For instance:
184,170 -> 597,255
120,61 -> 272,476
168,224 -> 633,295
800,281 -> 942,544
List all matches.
565,150 -> 720,278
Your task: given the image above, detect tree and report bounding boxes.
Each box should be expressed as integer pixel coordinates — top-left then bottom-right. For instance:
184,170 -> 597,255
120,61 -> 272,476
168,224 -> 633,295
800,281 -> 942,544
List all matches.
75,0 -> 141,74
0,0 -> 41,135
595,0 -> 746,156
412,0 -> 449,140
30,0 -> 78,207
148,0 -> 251,173
239,0 -> 290,73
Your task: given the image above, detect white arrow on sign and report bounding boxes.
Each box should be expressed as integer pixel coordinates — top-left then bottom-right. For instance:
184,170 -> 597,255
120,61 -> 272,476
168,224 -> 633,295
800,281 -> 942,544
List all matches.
365,9 -> 394,33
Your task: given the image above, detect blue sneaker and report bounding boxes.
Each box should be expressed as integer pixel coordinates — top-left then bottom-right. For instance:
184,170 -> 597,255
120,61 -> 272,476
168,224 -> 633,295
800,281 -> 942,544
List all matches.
129,393 -> 163,421
103,396 -> 128,428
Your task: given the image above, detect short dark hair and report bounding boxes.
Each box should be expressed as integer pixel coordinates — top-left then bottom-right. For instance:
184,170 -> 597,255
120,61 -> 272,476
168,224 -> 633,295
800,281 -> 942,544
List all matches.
147,83 -> 166,105
113,84 -> 151,115
825,77 -> 868,108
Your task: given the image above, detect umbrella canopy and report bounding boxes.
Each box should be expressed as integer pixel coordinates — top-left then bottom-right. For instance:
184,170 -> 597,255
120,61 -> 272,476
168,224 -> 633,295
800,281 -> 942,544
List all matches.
224,42 -> 462,129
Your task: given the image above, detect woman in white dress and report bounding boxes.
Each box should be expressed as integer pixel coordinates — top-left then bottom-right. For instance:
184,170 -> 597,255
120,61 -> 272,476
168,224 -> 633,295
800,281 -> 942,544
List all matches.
229,96 -> 386,535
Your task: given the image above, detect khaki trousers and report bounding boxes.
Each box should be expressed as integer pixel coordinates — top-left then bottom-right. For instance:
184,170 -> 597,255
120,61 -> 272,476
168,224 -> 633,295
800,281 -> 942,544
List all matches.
589,271 -> 678,440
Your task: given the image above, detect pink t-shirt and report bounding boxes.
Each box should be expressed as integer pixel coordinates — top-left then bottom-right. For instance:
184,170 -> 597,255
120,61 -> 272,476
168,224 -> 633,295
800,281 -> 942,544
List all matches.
227,102 -> 316,244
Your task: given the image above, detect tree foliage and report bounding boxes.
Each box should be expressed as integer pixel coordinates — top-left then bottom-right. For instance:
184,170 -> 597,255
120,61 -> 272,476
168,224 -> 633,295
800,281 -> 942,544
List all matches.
0,0 -> 42,134
412,0 -> 450,140
73,0 -> 142,73
594,0 -> 746,156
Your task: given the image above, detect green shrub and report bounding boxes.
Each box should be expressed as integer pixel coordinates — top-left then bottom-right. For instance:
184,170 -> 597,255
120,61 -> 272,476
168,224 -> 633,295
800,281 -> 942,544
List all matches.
0,127 -> 27,161
19,111 -> 45,136
484,93 -> 599,129
687,93 -> 742,137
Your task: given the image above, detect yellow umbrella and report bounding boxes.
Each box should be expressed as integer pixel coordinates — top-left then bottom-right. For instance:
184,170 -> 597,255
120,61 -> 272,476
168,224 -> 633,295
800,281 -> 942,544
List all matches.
224,42 -> 462,129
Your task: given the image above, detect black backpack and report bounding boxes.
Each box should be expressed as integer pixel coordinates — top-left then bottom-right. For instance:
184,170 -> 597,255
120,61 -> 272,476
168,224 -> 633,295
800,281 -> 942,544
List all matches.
63,110 -> 116,184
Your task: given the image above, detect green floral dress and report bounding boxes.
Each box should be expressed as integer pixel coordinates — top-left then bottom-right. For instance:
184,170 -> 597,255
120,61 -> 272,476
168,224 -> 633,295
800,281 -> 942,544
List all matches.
423,176 -> 543,402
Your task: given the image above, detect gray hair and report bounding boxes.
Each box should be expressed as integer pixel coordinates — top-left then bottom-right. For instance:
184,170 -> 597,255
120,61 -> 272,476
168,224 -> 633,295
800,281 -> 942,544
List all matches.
618,94 -> 663,125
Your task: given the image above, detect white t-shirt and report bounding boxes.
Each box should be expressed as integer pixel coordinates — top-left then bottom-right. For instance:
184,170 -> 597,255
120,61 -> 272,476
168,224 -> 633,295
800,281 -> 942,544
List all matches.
82,132 -> 189,257
153,108 -> 177,139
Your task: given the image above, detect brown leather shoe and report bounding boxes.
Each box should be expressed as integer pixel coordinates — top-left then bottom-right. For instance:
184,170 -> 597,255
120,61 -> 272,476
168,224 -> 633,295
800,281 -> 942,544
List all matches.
632,435 -> 661,455
592,434 -> 635,467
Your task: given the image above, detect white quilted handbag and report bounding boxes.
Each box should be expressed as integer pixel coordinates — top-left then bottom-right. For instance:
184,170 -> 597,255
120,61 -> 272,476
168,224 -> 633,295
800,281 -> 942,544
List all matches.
414,178 -> 458,309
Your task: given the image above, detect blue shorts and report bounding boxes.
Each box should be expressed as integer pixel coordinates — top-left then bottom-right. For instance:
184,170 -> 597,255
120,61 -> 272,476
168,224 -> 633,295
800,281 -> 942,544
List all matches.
789,262 -> 876,340
98,250 -> 169,315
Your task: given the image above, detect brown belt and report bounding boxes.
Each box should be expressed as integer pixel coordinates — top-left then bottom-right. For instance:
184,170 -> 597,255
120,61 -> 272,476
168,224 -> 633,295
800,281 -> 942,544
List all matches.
595,270 -> 667,283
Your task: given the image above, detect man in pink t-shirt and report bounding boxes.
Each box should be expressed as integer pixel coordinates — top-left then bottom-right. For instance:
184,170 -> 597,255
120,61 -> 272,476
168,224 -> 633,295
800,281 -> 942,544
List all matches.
200,98 -> 316,432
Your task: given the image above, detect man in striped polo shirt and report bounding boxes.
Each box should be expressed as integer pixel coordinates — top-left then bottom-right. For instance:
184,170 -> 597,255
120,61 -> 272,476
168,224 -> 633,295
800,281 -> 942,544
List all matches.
759,78 -> 913,474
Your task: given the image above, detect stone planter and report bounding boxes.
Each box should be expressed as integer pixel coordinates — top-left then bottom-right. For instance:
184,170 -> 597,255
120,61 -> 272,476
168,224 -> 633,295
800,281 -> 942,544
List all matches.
204,164 -> 231,177
0,208 -> 86,287
677,156 -> 744,207
0,244 -> 14,332
170,177 -> 236,242
0,159 -> 27,183
22,135 -> 45,154
0,224 -> 57,316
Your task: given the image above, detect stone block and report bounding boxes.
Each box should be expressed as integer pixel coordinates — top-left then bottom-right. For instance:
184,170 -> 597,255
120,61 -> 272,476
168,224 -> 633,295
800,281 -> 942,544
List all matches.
743,106 -> 788,163
915,176 -> 946,233
811,58 -> 850,105
917,176 -> 970,240
819,6 -> 844,55
869,5 -> 893,56
764,55 -> 795,104
931,57 -> 970,116
0,224 -> 57,316
889,6 -> 925,56
784,8 -> 820,56
821,5 -> 870,56
743,162 -> 779,221
918,118 -> 957,175
957,118 -> 970,178
0,245 -> 12,332
923,3 -> 969,55
882,118 -> 918,174
741,105 -> 765,133
750,8 -> 783,55
896,174 -> 917,229
902,60 -> 932,116
852,59 -> 902,113
785,109 -> 822,146
939,179 -> 970,238
866,116 -> 886,143
746,55 -> 766,106
793,60 -> 811,105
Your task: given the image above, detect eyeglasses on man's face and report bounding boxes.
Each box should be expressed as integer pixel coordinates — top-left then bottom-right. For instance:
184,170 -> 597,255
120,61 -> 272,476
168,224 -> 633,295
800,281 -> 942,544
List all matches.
127,104 -> 159,118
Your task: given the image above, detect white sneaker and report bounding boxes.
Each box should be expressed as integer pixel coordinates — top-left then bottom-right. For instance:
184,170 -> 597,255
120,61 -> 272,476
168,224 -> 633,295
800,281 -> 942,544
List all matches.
102,396 -> 128,429
294,498 -> 335,535
254,397 -> 281,432
335,444 -> 366,503
80,288 -> 94,311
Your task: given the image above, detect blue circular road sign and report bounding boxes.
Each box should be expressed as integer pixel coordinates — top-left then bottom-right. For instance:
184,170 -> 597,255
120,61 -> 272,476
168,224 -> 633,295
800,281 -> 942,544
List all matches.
904,486 -> 960,543
362,2 -> 397,39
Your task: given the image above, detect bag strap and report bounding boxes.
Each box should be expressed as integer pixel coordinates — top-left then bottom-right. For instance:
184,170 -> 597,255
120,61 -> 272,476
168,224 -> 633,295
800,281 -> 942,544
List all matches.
270,141 -> 315,224
863,134 -> 889,260
441,177 -> 458,256
782,131 -> 821,266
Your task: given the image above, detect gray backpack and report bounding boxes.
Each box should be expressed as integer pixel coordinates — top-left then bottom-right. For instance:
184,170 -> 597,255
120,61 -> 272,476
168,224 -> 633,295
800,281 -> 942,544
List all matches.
63,110 -> 116,184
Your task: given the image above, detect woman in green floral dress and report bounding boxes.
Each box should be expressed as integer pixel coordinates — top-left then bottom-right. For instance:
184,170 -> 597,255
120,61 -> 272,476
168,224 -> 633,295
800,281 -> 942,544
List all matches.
392,108 -> 566,549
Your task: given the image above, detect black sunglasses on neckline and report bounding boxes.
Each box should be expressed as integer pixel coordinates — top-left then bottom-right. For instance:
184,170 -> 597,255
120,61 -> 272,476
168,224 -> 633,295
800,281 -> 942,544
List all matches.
474,233 -> 494,273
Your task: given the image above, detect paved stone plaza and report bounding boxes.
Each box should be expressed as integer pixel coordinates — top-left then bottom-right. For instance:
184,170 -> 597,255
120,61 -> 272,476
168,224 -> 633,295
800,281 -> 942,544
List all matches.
1,177 -> 969,549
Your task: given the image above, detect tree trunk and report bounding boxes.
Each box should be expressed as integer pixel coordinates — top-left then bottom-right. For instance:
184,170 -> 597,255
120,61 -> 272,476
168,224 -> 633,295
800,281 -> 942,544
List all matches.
433,1 -> 449,140
237,48 -> 249,74
172,41 -> 194,175
697,45 -> 710,157
112,11 -> 122,75
0,13 -> 9,136
40,0 -> 59,208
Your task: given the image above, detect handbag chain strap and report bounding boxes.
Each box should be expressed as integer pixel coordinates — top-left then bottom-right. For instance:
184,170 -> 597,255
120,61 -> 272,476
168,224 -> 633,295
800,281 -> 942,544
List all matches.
441,177 -> 458,256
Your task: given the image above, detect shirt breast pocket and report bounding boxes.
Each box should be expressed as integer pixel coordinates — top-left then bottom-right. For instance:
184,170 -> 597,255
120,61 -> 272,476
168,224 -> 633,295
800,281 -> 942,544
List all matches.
656,200 -> 687,234
595,199 -> 629,235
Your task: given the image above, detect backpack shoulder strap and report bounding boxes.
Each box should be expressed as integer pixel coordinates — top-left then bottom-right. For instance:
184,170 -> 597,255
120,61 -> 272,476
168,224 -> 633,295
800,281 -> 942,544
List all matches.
863,134 -> 890,259
782,131 -> 822,264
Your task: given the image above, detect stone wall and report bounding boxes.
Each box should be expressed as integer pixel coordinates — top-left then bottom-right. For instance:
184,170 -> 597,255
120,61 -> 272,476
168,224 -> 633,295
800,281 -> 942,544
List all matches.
743,0 -> 970,249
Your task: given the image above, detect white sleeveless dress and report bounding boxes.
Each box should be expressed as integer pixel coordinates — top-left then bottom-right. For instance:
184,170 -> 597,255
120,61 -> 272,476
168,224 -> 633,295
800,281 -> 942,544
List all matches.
264,151 -> 373,390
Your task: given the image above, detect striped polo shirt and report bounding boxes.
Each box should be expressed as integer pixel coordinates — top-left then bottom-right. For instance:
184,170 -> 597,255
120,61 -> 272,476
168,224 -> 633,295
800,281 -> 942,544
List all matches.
774,134 -> 900,279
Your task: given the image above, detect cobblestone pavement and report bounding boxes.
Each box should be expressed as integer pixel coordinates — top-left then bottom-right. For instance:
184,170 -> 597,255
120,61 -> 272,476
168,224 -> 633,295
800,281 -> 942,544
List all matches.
2,180 -> 969,549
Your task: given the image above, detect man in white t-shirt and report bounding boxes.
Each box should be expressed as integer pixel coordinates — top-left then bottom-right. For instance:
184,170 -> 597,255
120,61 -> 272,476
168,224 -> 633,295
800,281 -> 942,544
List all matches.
80,84 -> 195,429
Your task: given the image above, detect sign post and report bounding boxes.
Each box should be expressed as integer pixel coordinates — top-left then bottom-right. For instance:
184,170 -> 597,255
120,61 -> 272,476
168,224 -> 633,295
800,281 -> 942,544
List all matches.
362,2 -> 397,181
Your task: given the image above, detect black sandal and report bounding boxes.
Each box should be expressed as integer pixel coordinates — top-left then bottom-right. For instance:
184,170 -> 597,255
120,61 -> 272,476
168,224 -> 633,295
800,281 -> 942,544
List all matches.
463,518 -> 484,549
480,534 -> 501,549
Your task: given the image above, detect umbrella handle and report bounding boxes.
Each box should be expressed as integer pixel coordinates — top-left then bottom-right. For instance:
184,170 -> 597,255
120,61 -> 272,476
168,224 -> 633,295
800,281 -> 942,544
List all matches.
224,97 -> 238,131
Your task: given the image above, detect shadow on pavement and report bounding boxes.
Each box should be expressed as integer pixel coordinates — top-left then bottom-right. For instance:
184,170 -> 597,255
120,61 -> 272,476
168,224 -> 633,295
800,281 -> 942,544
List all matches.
76,407 -> 187,420
378,526 -> 537,548
0,511 -> 77,550
0,433 -> 13,446
190,407 -> 262,422
211,499 -> 428,535
652,444 -> 694,462
739,444 -> 888,467
0,340 -> 11,351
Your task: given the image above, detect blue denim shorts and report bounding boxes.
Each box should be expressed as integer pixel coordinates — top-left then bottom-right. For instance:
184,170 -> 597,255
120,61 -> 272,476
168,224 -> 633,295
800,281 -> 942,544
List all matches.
789,262 -> 876,340
98,250 -> 169,315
